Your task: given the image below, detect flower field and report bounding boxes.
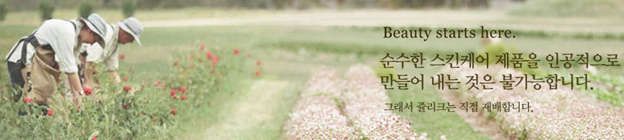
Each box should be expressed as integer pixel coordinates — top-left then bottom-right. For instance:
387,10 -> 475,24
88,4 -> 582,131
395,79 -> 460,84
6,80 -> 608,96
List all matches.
0,43 -> 256,139
285,65 -> 436,140
440,65 -> 624,139
1,9 -> 624,139
578,73 -> 624,107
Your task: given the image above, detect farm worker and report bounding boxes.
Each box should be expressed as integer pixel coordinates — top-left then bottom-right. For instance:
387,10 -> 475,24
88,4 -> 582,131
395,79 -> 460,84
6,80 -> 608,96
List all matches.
4,14 -> 108,106
82,17 -> 143,88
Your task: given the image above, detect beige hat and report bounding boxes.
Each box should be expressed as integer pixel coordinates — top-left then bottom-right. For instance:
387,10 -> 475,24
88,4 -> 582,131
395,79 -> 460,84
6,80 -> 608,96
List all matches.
118,17 -> 143,46
79,13 -> 108,47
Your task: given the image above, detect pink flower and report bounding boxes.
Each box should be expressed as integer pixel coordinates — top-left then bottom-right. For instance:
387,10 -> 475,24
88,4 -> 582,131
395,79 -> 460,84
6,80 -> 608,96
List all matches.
23,98 -> 32,104
234,48 -> 240,55
206,51 -> 212,59
123,86 -> 132,92
170,90 -> 177,97
84,87 -> 93,96
154,81 -> 161,87
178,86 -> 187,93
212,55 -> 219,64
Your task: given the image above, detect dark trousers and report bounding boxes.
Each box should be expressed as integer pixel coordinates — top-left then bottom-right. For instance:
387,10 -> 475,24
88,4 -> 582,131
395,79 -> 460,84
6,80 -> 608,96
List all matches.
7,61 -> 25,102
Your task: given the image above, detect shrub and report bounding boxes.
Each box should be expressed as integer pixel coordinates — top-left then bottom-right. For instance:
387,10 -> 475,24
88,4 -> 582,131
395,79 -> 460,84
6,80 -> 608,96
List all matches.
78,2 -> 94,19
0,2 -> 7,22
122,0 -> 136,18
39,1 -> 55,22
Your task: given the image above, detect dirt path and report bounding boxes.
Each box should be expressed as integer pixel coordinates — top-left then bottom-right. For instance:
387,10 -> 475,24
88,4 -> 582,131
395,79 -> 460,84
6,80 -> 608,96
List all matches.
438,90 -> 513,140
199,80 -> 288,139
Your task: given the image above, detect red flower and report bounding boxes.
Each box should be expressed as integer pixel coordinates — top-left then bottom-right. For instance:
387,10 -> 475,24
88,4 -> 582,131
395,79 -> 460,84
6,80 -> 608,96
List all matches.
170,90 -> 177,97
47,109 -> 53,116
212,55 -> 219,64
206,51 -> 212,59
119,54 -> 125,60
23,97 -> 32,104
234,48 -> 240,55
181,95 -> 187,101
123,77 -> 128,82
200,44 -> 205,51
257,60 -> 262,66
255,70 -> 260,76
84,87 -> 93,96
123,86 -> 132,92
171,107 -> 177,115
154,81 -> 161,87
178,86 -> 187,93
172,95 -> 178,99
92,136 -> 97,140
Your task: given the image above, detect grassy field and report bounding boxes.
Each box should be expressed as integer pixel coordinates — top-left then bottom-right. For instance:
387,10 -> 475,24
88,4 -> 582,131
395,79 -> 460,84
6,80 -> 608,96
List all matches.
510,0 -> 624,17
0,8 -> 280,26
2,9 -> 624,139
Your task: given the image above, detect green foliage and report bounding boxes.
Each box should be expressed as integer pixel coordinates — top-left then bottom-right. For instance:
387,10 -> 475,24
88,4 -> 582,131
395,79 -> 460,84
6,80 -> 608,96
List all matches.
122,0 -> 136,18
78,2 -> 94,19
578,73 -> 624,107
477,43 -> 511,65
38,1 -> 55,22
510,0 -> 624,17
0,2 -> 7,22
0,45 -> 248,139
374,62 -> 398,81
379,0 -> 488,9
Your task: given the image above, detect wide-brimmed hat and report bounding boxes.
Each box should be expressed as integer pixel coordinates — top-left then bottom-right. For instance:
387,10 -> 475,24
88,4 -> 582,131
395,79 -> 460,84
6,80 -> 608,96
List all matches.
118,17 -> 143,46
79,13 -> 108,47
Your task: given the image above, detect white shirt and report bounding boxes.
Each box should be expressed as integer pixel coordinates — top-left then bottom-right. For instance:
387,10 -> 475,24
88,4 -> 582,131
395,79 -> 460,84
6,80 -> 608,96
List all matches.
5,19 -> 84,73
5,31 -> 36,65
85,24 -> 119,71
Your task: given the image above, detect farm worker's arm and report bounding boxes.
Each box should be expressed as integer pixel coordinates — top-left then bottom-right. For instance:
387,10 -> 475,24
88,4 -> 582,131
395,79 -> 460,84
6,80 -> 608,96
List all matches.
67,73 -> 83,107
54,30 -> 83,107
105,48 -> 121,84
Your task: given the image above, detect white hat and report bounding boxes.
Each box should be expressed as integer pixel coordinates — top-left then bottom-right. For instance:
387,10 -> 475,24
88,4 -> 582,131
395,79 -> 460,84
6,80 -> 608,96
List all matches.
118,17 -> 143,46
80,13 -> 108,47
